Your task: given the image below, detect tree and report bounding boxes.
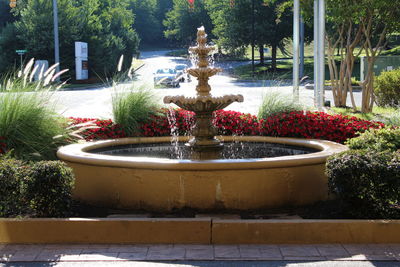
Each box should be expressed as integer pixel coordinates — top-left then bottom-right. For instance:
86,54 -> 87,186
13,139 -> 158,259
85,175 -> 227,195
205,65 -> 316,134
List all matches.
0,0 -> 15,29
164,0 -> 213,45
128,0 -> 163,46
0,0 -> 140,78
206,0 -> 293,69
358,0 -> 400,113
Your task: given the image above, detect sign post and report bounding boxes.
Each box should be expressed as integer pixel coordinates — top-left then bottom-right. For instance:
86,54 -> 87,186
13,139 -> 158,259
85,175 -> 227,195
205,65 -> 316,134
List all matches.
15,50 -> 27,72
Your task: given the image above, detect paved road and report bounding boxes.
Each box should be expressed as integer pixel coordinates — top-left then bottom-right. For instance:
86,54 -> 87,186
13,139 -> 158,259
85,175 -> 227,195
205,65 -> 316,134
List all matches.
53,50 -> 362,119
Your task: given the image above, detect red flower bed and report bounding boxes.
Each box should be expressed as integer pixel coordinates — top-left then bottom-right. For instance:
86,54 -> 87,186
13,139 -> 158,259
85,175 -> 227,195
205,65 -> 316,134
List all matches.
260,111 -> 384,143
69,117 -> 126,141
68,110 -> 384,144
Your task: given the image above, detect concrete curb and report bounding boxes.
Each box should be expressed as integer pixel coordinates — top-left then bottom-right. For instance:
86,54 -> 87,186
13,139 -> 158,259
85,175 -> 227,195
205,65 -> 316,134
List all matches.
0,218 -> 399,244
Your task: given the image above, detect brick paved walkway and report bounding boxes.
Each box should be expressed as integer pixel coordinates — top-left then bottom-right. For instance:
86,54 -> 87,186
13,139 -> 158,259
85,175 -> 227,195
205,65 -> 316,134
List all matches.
1,244 -> 399,263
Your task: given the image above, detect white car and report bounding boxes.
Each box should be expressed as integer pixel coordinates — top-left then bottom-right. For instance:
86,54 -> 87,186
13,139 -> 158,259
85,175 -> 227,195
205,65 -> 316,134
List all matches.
153,68 -> 180,87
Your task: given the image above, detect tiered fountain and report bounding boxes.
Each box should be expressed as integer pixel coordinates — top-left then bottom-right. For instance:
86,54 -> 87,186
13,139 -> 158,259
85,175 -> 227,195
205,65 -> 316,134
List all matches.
57,27 -> 347,212
164,26 -> 243,159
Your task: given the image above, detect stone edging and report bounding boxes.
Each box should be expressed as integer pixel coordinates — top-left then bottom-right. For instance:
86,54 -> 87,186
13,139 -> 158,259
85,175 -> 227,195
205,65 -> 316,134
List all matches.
0,218 -> 399,244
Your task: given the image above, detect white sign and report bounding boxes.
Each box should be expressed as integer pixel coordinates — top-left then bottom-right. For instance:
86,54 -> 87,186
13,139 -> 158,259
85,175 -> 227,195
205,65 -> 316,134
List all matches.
75,41 -> 88,80
75,42 -> 88,58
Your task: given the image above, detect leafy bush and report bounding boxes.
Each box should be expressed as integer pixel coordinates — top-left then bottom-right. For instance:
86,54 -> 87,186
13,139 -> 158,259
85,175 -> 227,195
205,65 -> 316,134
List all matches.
112,86 -> 160,136
260,111 -> 384,143
24,161 -> 74,217
0,158 -> 74,218
0,158 -> 25,217
327,150 -> 400,219
346,127 -> 400,152
375,68 -> 400,107
257,91 -> 303,119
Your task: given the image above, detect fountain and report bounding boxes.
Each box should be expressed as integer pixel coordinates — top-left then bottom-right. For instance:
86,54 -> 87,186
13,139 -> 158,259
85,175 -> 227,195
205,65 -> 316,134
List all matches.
164,26 -> 243,159
57,27 -> 347,212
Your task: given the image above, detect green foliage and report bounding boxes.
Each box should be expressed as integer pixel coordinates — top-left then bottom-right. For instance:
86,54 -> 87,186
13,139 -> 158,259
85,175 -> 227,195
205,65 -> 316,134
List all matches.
112,85 -> 159,136
164,0 -> 213,45
346,127 -> 400,152
327,150 -> 400,219
24,161 -> 74,217
0,23 -> 21,74
129,0 -> 164,45
375,68 -> 400,107
205,0 -> 293,67
0,0 -> 139,78
0,158 -> 74,218
0,64 -> 70,160
0,158 -> 25,217
257,91 -> 303,119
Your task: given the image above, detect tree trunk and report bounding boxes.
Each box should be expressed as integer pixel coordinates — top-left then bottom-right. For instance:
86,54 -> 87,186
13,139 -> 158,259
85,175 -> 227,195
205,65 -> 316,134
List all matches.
271,45 -> 277,71
259,45 -> 264,65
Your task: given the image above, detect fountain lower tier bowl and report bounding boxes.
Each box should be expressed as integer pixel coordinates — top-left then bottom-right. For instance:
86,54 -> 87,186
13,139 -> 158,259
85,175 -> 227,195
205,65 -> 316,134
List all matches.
57,136 -> 347,212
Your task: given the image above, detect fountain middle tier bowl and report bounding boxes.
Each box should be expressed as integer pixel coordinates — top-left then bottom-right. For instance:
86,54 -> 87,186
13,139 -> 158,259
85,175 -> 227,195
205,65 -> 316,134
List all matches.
57,136 -> 347,211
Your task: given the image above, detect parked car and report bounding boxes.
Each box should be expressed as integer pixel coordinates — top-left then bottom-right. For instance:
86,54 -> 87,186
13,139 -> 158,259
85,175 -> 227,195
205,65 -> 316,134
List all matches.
153,68 -> 180,87
174,64 -> 191,82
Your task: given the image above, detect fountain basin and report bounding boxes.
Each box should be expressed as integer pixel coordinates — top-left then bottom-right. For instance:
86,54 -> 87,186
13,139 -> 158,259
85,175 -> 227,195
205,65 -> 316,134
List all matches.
57,136 -> 347,211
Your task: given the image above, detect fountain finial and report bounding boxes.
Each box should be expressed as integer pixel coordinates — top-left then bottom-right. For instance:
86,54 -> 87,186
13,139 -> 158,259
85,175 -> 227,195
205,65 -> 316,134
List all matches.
163,27 -> 244,159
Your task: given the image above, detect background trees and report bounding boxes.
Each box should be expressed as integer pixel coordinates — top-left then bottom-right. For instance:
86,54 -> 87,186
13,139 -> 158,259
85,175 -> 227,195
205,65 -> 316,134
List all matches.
0,0 -> 140,78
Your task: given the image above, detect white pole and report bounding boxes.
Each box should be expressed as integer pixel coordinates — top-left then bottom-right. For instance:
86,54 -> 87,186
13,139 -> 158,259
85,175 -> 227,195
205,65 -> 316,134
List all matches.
318,0 -> 325,109
300,15 -> 305,79
53,0 -> 60,79
314,0 -> 319,107
293,0 -> 300,102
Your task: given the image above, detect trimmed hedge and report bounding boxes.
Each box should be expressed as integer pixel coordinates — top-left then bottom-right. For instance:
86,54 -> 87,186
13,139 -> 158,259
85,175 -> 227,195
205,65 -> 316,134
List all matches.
327,150 -> 400,219
327,128 -> 400,219
0,158 -> 74,218
375,68 -> 400,107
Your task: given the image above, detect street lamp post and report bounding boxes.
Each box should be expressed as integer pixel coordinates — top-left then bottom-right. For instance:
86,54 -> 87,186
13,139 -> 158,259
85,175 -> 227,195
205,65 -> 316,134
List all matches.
251,0 -> 255,77
53,0 -> 60,77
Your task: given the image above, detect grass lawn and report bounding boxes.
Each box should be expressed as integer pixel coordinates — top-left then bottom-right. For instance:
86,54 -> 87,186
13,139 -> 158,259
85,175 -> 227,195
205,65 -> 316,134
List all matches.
330,106 -> 397,121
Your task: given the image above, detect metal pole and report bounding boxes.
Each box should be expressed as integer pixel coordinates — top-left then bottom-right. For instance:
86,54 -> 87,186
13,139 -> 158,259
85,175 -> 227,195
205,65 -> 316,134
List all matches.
53,0 -> 60,79
293,0 -> 300,102
20,54 -> 22,73
251,0 -> 255,77
318,0 -> 325,109
300,15 -> 305,79
313,0 -> 319,107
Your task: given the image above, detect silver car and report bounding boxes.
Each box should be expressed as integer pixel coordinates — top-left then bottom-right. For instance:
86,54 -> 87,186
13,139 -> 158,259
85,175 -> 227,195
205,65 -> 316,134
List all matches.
153,68 -> 180,87
174,64 -> 191,82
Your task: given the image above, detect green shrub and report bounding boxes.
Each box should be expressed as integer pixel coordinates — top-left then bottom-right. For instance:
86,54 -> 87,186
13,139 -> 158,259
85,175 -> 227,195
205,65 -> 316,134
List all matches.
346,127 -> 400,152
327,150 -> 400,219
375,68 -> 400,107
112,85 -> 159,136
24,161 -> 74,217
0,158 -> 74,218
0,158 -> 25,217
257,91 -> 303,119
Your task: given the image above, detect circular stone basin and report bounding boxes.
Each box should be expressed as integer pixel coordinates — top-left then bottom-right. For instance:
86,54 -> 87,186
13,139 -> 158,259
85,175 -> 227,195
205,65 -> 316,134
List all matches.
57,136 -> 347,211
